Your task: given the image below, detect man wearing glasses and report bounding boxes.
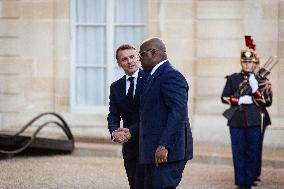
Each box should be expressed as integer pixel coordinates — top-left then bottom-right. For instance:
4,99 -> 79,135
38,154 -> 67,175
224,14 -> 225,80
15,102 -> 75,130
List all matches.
138,37 -> 193,188
107,44 -> 148,189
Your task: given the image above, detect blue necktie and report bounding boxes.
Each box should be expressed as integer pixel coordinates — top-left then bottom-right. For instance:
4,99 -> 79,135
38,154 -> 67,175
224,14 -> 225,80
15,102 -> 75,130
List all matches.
127,77 -> 135,102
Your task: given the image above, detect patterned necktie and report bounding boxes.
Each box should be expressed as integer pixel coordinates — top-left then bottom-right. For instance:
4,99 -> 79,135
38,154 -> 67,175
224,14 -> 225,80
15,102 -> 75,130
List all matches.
127,77 -> 135,102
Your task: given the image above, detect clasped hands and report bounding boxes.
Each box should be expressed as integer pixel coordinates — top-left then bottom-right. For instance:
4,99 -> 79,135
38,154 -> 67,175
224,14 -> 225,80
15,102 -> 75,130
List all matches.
113,128 -> 131,143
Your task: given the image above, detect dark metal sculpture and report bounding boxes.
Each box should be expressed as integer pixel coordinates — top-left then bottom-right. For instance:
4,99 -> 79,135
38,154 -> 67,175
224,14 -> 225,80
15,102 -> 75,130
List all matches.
0,112 -> 74,158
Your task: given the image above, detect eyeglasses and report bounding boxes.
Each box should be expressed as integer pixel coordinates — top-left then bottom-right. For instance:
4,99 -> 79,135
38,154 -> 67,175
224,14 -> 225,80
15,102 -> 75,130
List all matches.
138,49 -> 166,59
138,49 -> 154,59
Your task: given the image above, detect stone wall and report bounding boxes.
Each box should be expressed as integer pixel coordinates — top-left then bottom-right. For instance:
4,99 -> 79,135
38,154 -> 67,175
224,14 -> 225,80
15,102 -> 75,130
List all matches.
0,0 -> 283,146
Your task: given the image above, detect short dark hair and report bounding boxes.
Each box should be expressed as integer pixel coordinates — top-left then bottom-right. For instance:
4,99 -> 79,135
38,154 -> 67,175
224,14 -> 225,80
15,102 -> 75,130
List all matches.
116,44 -> 136,60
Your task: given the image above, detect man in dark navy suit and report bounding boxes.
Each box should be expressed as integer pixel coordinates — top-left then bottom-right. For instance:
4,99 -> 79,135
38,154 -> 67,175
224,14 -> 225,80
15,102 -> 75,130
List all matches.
138,37 -> 193,189
107,44 -> 148,189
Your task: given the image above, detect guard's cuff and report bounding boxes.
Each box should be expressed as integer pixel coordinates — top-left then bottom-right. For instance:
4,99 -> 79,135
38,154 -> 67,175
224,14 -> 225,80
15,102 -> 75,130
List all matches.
253,90 -> 262,98
230,97 -> 239,105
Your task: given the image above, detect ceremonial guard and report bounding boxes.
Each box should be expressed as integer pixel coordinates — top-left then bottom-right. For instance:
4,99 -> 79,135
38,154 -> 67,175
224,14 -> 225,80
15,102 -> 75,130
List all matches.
221,36 -> 273,189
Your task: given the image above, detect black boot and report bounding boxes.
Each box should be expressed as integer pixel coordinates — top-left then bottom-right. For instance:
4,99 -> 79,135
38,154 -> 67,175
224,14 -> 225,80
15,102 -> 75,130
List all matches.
237,185 -> 251,189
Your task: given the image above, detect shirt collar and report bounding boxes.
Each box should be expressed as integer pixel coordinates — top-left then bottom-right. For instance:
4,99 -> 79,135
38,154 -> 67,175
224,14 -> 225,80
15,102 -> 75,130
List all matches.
126,68 -> 139,80
150,59 -> 168,75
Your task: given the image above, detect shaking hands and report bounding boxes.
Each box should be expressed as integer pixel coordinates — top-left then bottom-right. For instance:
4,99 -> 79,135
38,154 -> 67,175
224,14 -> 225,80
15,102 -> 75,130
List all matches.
113,128 -> 131,143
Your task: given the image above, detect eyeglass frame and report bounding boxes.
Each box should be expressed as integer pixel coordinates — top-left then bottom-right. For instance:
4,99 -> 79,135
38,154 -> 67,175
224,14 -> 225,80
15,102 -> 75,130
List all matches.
138,49 -> 154,59
138,48 -> 166,59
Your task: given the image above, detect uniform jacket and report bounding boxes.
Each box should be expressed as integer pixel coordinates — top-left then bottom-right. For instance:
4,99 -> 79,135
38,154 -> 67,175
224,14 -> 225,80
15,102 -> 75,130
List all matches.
139,61 -> 193,164
107,69 -> 148,160
221,71 -> 272,127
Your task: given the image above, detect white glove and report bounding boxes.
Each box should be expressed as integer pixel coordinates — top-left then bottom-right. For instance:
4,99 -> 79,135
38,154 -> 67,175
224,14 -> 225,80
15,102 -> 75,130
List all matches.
249,73 -> 258,93
238,95 -> 253,105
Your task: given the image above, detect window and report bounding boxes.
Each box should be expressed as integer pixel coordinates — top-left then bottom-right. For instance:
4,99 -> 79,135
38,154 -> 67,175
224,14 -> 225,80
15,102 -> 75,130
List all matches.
71,0 -> 146,112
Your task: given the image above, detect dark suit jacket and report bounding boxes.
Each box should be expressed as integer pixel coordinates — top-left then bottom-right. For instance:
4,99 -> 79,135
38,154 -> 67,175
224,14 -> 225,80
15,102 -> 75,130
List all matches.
107,69 -> 148,160
139,61 -> 193,164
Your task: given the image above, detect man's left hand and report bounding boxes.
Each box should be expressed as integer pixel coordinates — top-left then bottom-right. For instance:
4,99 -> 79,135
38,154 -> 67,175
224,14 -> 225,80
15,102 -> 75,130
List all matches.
155,145 -> 168,167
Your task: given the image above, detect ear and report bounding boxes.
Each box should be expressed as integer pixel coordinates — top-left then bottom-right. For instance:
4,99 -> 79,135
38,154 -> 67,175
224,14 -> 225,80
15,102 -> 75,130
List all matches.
117,62 -> 122,68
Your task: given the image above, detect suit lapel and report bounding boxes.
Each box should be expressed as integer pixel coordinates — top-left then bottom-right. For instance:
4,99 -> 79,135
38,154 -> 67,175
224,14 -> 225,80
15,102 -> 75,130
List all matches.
133,70 -> 146,102
117,75 -> 132,107
142,61 -> 169,95
118,75 -> 126,97
140,61 -> 170,107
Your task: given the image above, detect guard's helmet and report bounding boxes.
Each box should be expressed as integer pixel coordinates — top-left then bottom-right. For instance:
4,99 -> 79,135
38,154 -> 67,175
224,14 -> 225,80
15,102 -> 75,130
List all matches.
240,49 -> 257,62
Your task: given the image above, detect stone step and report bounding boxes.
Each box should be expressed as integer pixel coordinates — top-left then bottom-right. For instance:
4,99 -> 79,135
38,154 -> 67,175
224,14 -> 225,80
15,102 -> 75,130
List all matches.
74,141 -> 284,169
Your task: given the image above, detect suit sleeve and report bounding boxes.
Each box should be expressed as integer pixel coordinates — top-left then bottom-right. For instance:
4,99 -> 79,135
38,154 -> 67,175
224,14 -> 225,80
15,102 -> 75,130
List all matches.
128,122 -> 139,136
158,71 -> 188,148
221,76 -> 239,106
107,84 -> 121,140
252,78 -> 273,107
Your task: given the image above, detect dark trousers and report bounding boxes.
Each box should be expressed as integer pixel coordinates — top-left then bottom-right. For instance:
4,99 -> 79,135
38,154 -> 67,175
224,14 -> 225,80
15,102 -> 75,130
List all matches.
143,160 -> 187,189
255,126 -> 267,179
230,127 -> 261,186
124,157 -> 144,189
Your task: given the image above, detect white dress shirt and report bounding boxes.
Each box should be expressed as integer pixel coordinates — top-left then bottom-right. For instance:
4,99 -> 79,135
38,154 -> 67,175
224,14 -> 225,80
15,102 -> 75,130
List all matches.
150,59 -> 168,75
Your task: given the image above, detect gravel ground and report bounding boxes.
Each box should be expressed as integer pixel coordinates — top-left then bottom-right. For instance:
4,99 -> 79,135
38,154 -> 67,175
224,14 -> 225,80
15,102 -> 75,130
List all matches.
0,154 -> 283,189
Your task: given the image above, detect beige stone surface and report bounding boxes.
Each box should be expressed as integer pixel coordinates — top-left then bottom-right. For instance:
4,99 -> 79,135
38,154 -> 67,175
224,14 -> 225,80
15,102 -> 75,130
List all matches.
0,58 -> 34,75
53,58 -> 70,78
0,19 -> 20,36
148,0 -> 160,22
196,1 -> 243,19
196,39 -> 243,58
281,0 -> 284,19
54,21 -> 70,57
0,94 -> 23,113
0,1 -> 20,18
20,1 -> 53,20
260,0 -> 279,19
195,77 -> 224,97
279,21 -> 284,40
243,20 -> 278,41
196,58 -> 240,77
195,97 -> 224,115
197,20 -> 243,39
54,78 -> 69,95
162,21 -> 194,39
0,74 -> 22,94
193,115 -> 230,143
19,21 -> 53,58
0,38 -> 20,56
147,21 -> 160,37
28,77 -> 53,93
54,0 -> 69,19
163,1 -> 194,20
54,95 -> 69,112
279,41 -> 284,58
